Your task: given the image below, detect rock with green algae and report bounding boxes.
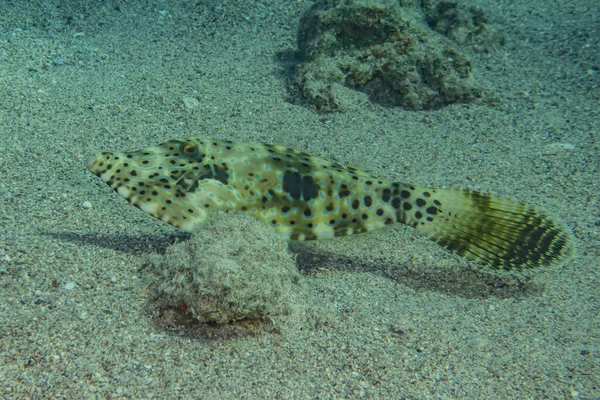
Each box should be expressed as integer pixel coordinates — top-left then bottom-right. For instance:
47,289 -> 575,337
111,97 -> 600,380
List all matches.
141,213 -> 312,326
421,0 -> 505,51
294,0 -> 501,112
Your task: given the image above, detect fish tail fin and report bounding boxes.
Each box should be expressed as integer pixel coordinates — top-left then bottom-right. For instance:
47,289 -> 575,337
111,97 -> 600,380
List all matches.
394,184 -> 574,273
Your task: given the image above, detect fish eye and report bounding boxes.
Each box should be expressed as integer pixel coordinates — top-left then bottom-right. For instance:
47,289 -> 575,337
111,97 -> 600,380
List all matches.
180,141 -> 199,158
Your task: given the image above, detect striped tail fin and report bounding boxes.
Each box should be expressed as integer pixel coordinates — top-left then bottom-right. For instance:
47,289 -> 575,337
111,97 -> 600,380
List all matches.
394,184 -> 574,273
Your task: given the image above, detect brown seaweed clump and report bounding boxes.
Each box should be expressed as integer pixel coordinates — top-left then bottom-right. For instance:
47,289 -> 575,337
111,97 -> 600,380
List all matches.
141,213 -> 311,332
294,0 -> 502,112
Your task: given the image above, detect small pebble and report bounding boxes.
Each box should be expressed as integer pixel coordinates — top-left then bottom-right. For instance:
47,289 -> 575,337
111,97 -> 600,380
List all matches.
543,142 -> 576,155
82,201 -> 92,209
182,96 -> 200,109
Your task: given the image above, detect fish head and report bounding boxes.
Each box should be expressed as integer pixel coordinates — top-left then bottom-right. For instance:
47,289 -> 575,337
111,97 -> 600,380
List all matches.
85,137 -> 226,231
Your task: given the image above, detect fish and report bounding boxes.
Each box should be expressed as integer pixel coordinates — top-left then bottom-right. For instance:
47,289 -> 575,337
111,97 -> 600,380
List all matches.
85,136 -> 574,273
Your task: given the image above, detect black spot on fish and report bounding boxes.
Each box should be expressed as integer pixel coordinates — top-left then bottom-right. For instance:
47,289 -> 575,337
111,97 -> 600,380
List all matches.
382,188 -> 391,202
282,170 -> 319,201
203,163 -> 229,185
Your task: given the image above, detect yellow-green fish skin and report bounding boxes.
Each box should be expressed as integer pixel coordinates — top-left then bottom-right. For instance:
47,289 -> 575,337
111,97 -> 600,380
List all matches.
85,137 -> 574,273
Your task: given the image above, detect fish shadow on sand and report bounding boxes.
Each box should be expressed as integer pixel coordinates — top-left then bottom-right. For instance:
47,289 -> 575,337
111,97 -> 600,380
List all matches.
43,231 -> 190,255
46,231 -> 541,300
290,244 -> 542,300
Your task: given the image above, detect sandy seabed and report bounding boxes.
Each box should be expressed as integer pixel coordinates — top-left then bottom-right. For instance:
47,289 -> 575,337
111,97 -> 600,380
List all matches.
0,0 -> 598,398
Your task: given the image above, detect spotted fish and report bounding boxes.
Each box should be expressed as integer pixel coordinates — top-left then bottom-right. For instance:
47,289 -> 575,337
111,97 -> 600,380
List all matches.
85,137 -> 574,273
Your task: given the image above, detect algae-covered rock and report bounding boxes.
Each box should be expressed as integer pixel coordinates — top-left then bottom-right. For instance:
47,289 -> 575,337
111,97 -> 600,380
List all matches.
294,0 -> 500,111
422,0 -> 505,51
141,213 -> 305,325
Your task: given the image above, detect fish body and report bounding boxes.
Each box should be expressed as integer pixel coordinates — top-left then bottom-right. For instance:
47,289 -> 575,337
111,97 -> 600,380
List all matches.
85,137 -> 573,272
